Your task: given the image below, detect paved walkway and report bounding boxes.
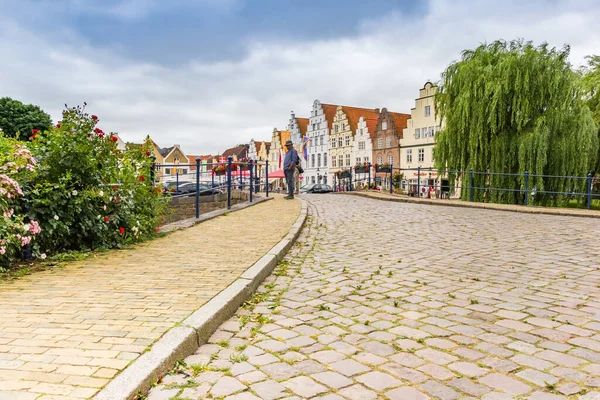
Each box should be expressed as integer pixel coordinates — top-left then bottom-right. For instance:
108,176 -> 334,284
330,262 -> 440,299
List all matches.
0,196 -> 301,400
151,194 -> 600,399
348,191 -> 600,219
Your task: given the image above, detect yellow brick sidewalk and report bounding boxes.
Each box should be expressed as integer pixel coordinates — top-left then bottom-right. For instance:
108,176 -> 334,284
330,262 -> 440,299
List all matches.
0,196 -> 300,399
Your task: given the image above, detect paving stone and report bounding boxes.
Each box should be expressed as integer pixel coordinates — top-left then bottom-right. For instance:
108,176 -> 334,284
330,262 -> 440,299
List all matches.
417,364 -> 456,380
478,373 -> 532,395
527,392 -> 566,400
447,362 -> 489,377
556,382 -> 584,395
515,368 -> 558,387
330,358 -> 371,376
259,362 -> 301,380
238,370 -> 268,384
479,357 -> 519,373
311,371 -> 353,389
225,392 -> 262,400
356,371 -> 402,391
381,363 -> 428,383
447,377 -> 490,397
415,348 -> 459,365
419,380 -> 460,400
338,384 -> 379,400
386,386 -> 431,400
293,359 -> 327,374
210,376 -> 247,397
361,341 -> 396,356
250,380 -> 288,400
281,376 -> 328,398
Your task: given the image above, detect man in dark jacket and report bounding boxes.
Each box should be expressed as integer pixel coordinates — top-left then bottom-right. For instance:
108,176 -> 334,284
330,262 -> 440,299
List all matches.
283,140 -> 299,199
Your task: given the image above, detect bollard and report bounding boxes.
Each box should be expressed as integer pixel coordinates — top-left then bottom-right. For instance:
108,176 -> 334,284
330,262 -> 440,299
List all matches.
417,166 -> 421,198
265,160 -> 269,197
524,170 -> 529,206
469,168 -> 474,202
588,173 -> 593,210
249,160 -> 254,203
195,158 -> 201,218
390,163 -> 393,194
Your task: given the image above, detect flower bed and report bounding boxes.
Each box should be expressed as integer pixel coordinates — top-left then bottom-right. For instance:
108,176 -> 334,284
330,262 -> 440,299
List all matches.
354,163 -> 369,173
336,170 -> 351,179
375,163 -> 391,173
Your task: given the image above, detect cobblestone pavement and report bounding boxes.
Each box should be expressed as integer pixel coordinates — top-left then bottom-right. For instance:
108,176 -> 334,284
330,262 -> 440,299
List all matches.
0,196 -> 300,400
150,194 -> 600,400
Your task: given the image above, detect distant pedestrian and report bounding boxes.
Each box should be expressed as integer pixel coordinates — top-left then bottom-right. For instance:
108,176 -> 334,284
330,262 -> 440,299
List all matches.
283,140 -> 299,200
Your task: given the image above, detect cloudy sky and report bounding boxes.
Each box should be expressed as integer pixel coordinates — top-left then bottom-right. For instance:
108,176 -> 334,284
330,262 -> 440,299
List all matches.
1,0 -> 599,154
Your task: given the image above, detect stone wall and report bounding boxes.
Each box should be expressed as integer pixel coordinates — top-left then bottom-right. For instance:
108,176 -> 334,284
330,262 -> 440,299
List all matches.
163,190 -> 251,224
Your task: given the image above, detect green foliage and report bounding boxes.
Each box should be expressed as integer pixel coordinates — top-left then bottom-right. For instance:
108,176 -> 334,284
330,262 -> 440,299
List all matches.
0,97 -> 52,141
435,39 -> 599,205
579,55 -> 600,174
23,105 -> 169,255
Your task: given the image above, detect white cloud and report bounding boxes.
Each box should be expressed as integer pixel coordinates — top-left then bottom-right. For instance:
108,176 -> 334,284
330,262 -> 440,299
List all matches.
0,0 -> 599,154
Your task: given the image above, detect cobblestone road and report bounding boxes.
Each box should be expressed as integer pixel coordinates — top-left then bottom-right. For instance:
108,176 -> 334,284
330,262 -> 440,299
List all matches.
150,194 -> 600,400
0,197 -> 300,400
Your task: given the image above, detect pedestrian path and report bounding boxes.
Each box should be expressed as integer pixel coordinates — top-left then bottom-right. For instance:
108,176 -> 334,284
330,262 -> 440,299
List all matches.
0,196 -> 301,399
150,194 -> 600,399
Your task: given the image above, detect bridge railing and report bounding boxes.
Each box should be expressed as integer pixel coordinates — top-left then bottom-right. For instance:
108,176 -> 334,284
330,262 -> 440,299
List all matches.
152,156 -> 274,218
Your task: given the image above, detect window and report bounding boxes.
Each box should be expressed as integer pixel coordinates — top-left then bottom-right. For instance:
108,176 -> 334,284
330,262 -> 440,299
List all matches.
324,153 -> 327,166
418,148 -> 425,162
425,106 -> 431,117
331,138 -> 336,148
338,137 -> 343,147
346,154 -> 351,166
364,156 -> 369,163
335,125 -> 339,133
356,157 -> 361,164
338,155 -> 343,167
311,176 -> 315,184
317,154 -> 321,167
430,126 -> 435,137
378,138 -> 384,149
386,136 -> 392,148
320,136 -> 324,145
360,128 -> 363,135
407,150 -> 412,163
415,128 -> 420,139
382,121 -> 387,130
345,136 -> 350,146
311,154 -> 315,168
165,168 -> 171,174
358,141 -> 365,150
174,157 -> 180,164
312,124 -> 316,131
332,157 -> 337,167
377,156 -> 383,165
387,156 -> 393,165
182,169 -> 188,175
317,122 -> 321,130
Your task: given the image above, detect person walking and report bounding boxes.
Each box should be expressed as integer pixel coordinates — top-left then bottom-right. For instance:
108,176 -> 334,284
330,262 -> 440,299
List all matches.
283,140 -> 299,200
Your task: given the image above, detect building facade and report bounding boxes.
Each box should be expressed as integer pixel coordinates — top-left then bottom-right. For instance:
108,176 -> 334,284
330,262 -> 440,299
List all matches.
373,109 -> 410,187
286,112 -> 309,171
305,100 -> 337,186
351,115 -> 378,185
400,81 -> 442,194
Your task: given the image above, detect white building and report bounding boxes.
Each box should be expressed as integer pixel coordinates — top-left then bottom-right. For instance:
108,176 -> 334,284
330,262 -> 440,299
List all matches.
351,115 -> 378,184
304,100 -> 337,186
286,111 -> 309,171
400,82 -> 443,195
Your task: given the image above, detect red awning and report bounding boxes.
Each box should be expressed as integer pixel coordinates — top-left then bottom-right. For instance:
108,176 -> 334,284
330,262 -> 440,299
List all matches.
268,170 -> 285,178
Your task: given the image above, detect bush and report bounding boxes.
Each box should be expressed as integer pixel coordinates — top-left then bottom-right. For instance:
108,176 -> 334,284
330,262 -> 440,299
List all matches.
0,135 -> 40,268
21,105 -> 168,257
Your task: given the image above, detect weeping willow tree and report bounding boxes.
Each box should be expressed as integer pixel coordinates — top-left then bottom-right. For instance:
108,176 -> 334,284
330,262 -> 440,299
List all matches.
580,55 -> 600,175
434,40 -> 599,205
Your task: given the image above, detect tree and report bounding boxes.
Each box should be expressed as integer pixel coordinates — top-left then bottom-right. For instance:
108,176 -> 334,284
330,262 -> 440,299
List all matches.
579,55 -> 600,174
0,97 -> 53,141
434,40 -> 599,205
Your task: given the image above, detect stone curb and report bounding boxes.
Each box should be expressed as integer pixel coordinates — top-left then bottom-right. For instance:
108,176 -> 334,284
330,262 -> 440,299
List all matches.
343,191 -> 600,219
95,198 -> 308,400
160,196 -> 273,233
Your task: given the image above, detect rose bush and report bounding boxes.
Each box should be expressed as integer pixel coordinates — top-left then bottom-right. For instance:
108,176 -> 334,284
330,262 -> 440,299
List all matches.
1,105 -> 169,260
0,135 -> 41,268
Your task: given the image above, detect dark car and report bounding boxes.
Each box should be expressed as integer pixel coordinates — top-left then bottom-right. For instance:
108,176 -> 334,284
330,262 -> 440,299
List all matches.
299,184 -> 315,193
303,184 -> 332,194
177,183 -> 222,196
162,181 -> 189,194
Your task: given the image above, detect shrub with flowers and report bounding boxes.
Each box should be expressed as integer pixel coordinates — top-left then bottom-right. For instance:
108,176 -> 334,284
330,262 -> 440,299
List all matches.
0,135 -> 41,268
212,164 -> 227,175
23,105 -> 168,256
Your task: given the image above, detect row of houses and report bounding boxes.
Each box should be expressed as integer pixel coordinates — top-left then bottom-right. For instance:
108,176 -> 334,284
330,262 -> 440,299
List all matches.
134,81 -> 441,191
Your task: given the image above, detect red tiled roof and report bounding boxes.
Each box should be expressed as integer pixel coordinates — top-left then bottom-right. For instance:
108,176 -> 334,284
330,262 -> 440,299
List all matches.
222,144 -> 249,159
296,118 -> 309,135
389,112 -> 411,139
341,106 -> 380,136
321,104 -> 339,130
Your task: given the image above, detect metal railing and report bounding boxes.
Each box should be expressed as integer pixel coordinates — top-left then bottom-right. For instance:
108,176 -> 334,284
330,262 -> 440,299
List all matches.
151,156 -> 276,218
334,163 -> 599,210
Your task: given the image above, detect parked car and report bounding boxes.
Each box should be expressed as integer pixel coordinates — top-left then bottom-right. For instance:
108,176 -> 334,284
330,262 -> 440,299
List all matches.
299,184 -> 315,193
162,181 -> 189,194
303,184 -> 332,194
177,183 -> 222,196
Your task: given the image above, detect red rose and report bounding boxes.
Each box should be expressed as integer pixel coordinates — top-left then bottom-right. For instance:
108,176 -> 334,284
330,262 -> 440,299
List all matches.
94,128 -> 103,134
29,134 -> 36,140
113,186 -> 118,191
146,151 -> 151,157
99,133 -> 104,138
161,216 -> 165,221
119,227 -> 125,234
111,135 -> 118,142
87,133 -> 91,137
139,176 -> 146,181
32,129 -> 39,134
155,227 -> 160,233
56,123 -> 61,128
92,115 -> 98,120
104,216 -> 109,223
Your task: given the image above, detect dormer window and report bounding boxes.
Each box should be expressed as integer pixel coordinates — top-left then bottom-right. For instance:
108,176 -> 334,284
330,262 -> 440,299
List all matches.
382,121 -> 388,130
